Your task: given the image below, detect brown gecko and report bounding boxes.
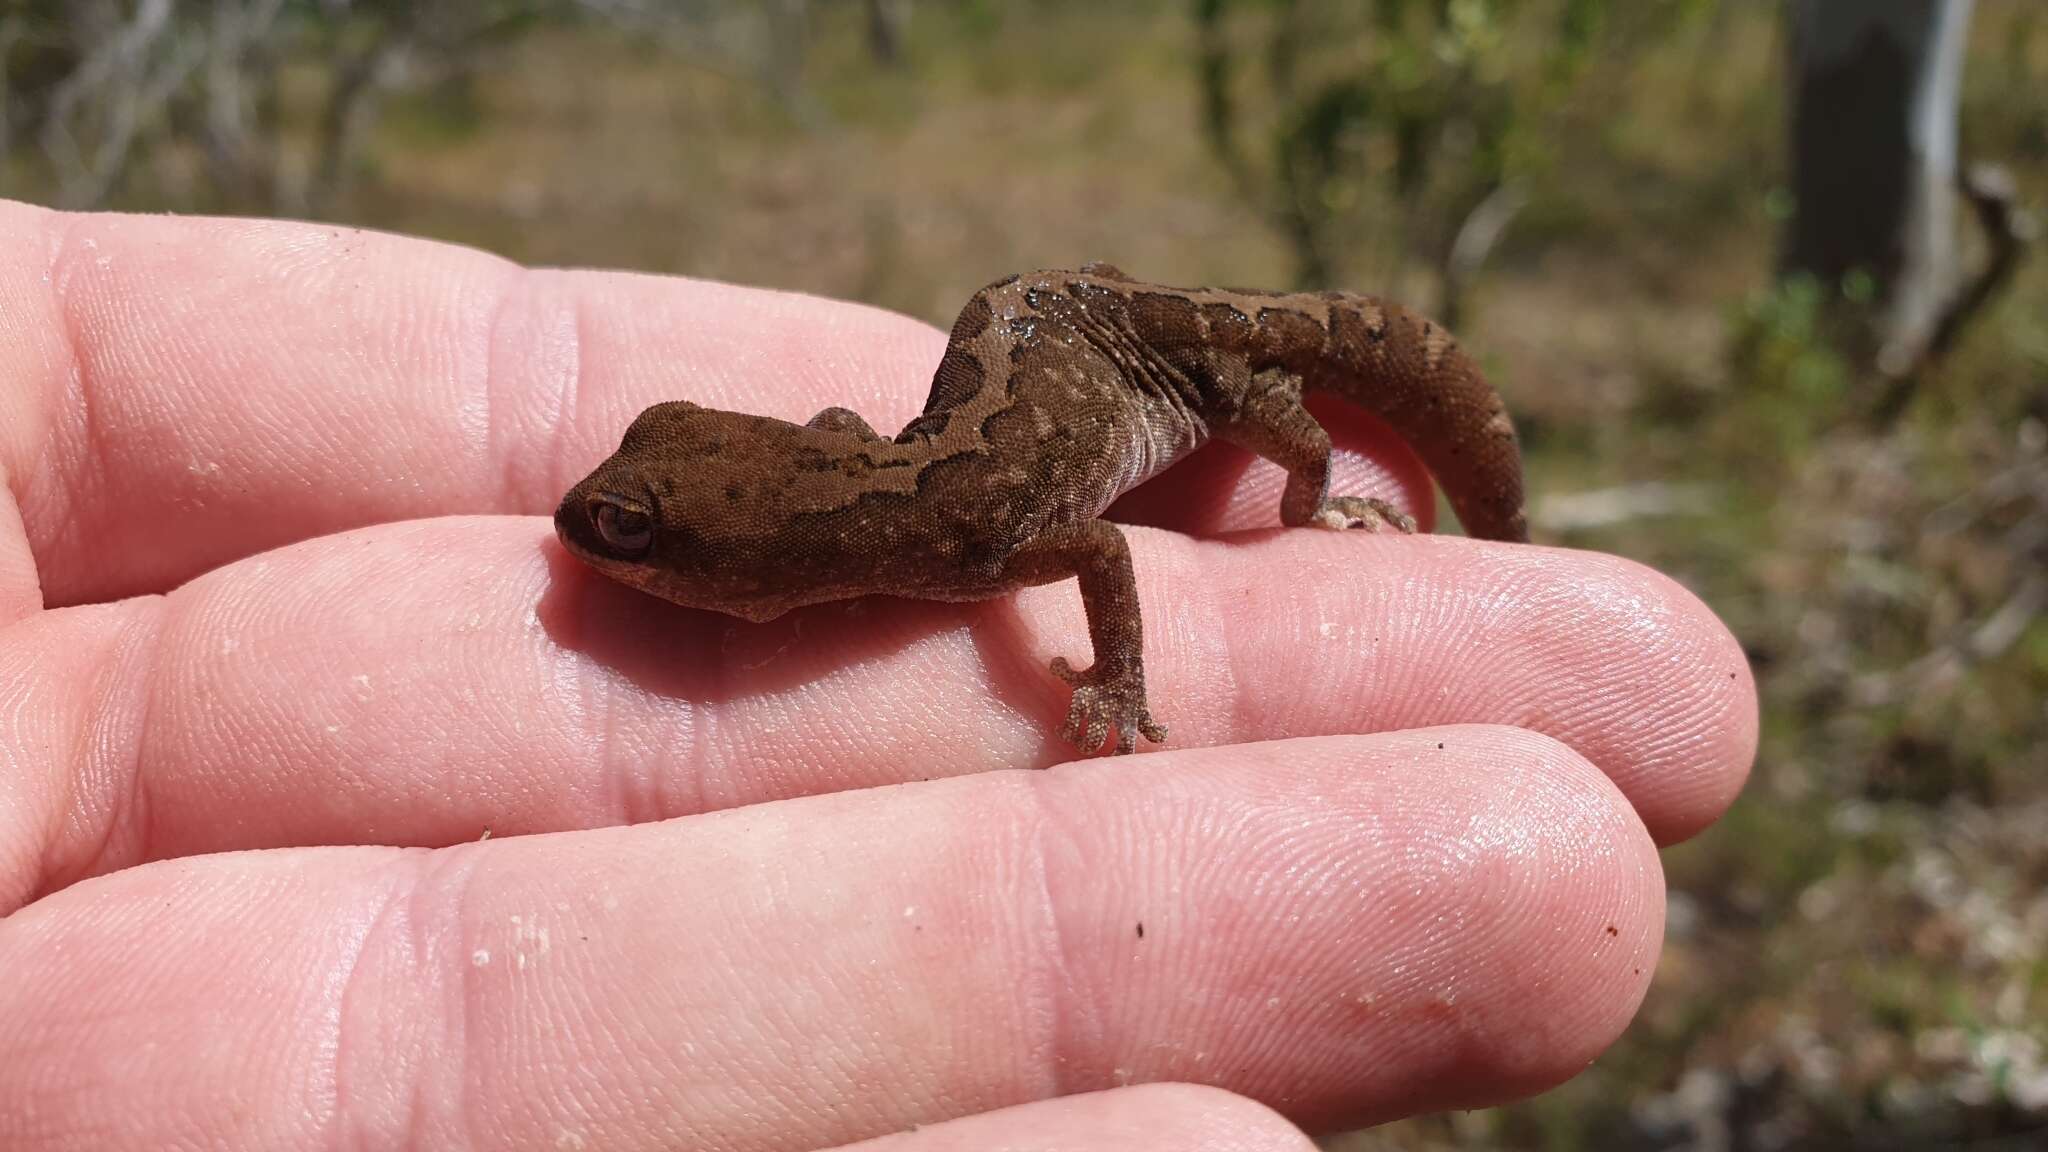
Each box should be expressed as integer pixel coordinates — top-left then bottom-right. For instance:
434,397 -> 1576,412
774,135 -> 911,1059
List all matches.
555,264 -> 1527,755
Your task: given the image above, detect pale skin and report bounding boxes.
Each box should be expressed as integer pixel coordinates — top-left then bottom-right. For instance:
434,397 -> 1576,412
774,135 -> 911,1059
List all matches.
0,202 -> 1758,1150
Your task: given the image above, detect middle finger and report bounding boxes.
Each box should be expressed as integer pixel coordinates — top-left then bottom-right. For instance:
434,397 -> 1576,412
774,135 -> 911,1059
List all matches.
5,513 -> 1750,901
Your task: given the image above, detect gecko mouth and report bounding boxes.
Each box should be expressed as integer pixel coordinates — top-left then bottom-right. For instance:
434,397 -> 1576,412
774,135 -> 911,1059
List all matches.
573,550 -> 794,625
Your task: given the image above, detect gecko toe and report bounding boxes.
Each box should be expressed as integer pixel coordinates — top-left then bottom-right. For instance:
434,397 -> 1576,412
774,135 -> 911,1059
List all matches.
1080,709 -> 1109,755
1320,496 -> 1419,534
1052,659 -> 1164,756
1058,701 -> 1085,746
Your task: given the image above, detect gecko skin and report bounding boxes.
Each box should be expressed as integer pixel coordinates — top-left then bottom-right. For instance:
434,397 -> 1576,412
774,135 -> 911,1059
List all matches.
555,264 -> 1528,755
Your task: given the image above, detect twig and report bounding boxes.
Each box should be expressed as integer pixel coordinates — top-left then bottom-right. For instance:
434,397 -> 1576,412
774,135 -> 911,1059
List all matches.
1924,163 -> 2037,366
1969,571 -> 2043,660
1875,161 -> 2038,421
1531,481 -> 1715,533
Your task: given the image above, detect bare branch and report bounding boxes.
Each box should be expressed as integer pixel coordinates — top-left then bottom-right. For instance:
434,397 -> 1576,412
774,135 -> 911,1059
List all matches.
202,0 -> 290,204
1873,161 -> 2037,421
38,0 -> 206,209
1532,482 -> 1716,534
1922,162 -> 2036,365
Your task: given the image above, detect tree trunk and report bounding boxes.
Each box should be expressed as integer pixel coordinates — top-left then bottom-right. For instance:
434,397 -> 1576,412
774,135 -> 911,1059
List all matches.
864,0 -> 908,67
1783,0 -> 1974,372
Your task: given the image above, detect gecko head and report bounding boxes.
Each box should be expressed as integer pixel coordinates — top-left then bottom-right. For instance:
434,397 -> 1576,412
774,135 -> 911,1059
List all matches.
554,400 -> 807,623
552,401 -> 897,623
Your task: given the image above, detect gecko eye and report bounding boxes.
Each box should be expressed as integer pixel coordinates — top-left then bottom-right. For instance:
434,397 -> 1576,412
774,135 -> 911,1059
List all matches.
592,499 -> 653,557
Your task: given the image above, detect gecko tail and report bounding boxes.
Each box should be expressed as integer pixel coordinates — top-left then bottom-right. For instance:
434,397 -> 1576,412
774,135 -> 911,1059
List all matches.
1293,295 -> 1529,543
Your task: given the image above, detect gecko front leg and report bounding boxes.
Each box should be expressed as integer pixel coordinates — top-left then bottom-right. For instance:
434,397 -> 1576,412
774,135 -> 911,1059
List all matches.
1000,519 -> 1167,755
1220,368 -> 1421,533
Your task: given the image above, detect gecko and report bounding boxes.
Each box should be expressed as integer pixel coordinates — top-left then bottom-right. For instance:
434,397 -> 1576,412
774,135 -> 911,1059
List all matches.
555,264 -> 1528,755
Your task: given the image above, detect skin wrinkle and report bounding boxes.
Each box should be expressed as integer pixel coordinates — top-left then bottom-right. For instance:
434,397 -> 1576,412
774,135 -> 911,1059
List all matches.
28,224 -> 112,601
80,602 -> 165,899
368,842 -> 486,1150
542,545 -> 659,832
587,631 -> 641,831
26,217 -> 100,605
15,631 -> 65,902
696,625 -> 757,815
0,499 -> 40,625
0,627 -> 87,910
6,603 -> 130,902
1152,529 -> 1239,747
450,846 -> 506,1152
1237,543 -> 1432,737
0,678 -> 29,902
634,668 -> 692,828
552,282 -> 591,508
479,267 -> 524,517
553,528 -> 691,830
451,263 -> 506,510
0,218 -> 57,621
1022,768 -> 1110,1103
327,854 -> 420,1147
1203,545 -> 1285,742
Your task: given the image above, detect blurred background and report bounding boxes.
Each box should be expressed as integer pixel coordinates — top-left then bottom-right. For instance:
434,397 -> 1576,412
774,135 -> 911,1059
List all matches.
3,1 -> 2044,1147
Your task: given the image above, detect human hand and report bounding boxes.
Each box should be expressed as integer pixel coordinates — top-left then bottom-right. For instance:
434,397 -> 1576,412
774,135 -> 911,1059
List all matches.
0,203 -> 1755,1149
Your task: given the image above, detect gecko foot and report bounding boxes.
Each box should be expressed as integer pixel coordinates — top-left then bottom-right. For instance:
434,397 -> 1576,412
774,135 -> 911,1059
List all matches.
1312,496 -> 1419,534
1050,657 -> 1167,756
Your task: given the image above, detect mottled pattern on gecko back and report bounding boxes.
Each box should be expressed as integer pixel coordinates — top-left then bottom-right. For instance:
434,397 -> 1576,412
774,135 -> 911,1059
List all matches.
902,267 -> 1527,545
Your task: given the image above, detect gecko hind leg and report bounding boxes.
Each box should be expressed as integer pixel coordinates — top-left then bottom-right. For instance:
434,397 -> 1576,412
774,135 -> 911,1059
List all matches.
1219,368 -> 1420,534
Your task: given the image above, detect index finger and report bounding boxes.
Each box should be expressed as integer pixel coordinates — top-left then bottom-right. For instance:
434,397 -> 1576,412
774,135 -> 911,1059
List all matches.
0,202 -> 939,610
0,202 -> 1436,613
